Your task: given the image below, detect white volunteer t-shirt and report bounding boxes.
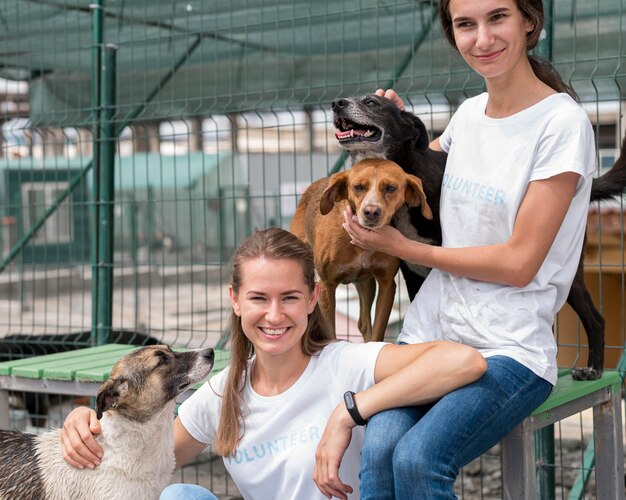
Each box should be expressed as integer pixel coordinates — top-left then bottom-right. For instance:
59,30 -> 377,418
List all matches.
178,340 -> 385,499
398,92 -> 595,385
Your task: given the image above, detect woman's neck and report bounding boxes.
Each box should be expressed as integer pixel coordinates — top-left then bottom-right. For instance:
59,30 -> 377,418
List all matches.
484,60 -> 556,118
251,349 -> 311,396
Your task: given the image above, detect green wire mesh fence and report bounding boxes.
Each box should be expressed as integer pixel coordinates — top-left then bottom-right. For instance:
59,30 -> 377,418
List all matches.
0,0 -> 624,497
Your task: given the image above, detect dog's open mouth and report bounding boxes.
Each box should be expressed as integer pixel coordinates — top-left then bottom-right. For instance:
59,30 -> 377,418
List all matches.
334,117 -> 381,143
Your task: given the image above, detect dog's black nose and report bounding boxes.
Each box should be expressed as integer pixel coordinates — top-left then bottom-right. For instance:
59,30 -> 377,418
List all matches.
363,206 -> 381,222
331,99 -> 348,110
202,348 -> 214,362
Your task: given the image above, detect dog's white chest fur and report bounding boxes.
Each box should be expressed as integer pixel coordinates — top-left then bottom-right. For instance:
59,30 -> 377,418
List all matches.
35,404 -> 176,500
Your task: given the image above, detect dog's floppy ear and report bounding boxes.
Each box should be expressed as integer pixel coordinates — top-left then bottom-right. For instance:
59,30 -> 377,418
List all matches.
405,174 -> 433,220
402,111 -> 430,152
95,377 -> 128,420
320,171 -> 349,215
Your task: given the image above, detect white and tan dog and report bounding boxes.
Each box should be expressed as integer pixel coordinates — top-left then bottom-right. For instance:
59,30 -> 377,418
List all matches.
0,345 -> 214,500
291,158 -> 432,342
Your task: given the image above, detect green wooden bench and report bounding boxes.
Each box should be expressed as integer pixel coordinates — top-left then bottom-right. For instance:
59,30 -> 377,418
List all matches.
0,344 -> 231,429
501,369 -> 624,500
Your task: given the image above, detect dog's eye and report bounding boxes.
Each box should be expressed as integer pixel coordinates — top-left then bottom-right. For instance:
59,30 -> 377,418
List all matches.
364,98 -> 378,107
385,185 -> 398,193
353,184 -> 365,193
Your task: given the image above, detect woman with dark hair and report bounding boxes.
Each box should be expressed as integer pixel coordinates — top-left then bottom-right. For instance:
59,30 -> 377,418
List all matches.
336,0 -> 596,498
60,227 -> 485,499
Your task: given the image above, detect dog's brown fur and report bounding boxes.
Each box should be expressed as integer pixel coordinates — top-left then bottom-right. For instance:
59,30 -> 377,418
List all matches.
291,158 -> 432,342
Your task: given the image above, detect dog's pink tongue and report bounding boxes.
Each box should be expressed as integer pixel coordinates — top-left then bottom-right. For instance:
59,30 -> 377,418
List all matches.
335,129 -> 367,139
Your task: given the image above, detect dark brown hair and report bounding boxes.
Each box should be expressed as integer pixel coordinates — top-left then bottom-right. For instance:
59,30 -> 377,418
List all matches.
437,0 -> 578,101
213,227 -> 334,456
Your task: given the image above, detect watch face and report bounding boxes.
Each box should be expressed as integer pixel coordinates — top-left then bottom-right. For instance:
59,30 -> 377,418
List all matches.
344,391 -> 366,425
344,391 -> 355,410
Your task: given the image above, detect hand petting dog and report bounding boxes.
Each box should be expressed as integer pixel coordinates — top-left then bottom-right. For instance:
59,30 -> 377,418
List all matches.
342,208 -> 403,256
374,88 -> 405,110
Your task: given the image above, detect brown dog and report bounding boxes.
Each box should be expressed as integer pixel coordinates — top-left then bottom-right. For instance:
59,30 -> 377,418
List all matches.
291,158 -> 432,342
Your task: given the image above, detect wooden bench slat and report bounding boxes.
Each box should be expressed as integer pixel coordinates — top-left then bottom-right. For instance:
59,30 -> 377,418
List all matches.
44,348 -> 141,381
0,345 -> 232,383
531,370 -> 622,416
12,346 -> 136,379
0,344 -> 132,376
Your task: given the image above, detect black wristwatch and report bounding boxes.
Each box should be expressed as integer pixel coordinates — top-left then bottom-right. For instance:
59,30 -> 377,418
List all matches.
343,391 -> 368,426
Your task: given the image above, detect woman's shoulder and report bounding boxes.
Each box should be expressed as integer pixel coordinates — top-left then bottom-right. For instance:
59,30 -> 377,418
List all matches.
541,93 -> 588,120
456,92 -> 489,113
539,94 -> 592,133
316,340 -> 387,365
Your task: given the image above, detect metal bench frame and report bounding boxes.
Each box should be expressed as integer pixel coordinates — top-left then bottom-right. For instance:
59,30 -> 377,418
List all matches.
501,370 -> 624,500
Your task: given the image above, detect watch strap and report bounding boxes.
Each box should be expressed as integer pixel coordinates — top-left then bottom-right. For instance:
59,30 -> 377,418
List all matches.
343,391 -> 368,426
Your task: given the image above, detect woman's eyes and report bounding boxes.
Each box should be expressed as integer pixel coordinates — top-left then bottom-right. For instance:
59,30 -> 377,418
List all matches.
249,295 -> 300,302
454,14 -> 507,29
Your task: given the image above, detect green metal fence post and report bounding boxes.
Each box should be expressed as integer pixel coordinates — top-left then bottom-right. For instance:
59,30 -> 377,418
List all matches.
535,2 -> 556,499
95,44 -> 117,345
90,0 -> 104,345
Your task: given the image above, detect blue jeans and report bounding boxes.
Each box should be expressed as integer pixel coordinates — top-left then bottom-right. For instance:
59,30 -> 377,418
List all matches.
360,355 -> 553,500
160,484 -> 218,500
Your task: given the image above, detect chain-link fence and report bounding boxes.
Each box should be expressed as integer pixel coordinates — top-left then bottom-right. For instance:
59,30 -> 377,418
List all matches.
0,1 -> 624,497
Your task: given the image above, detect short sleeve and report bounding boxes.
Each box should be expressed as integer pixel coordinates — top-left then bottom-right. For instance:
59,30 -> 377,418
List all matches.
530,109 -> 595,182
177,368 -> 229,445
326,341 -> 386,390
438,113 -> 455,153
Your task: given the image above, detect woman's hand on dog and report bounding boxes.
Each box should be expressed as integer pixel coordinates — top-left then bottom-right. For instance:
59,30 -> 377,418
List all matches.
342,209 -> 403,256
61,406 -> 103,469
313,403 -> 356,500
375,88 -> 404,110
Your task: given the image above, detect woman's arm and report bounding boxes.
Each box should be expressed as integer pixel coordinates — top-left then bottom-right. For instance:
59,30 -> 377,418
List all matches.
429,136 -> 443,151
343,171 -> 580,287
173,417 -> 209,467
61,408 -> 207,469
314,341 -> 486,499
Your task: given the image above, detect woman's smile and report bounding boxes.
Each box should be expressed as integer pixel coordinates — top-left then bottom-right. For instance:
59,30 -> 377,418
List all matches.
259,326 -> 289,337
230,256 -> 319,359
474,49 -> 504,62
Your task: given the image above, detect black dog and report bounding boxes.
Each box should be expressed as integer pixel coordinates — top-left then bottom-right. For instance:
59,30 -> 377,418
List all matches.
332,93 -> 626,381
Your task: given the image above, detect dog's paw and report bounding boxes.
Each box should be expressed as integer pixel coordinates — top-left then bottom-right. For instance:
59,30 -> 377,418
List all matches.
571,367 -> 603,381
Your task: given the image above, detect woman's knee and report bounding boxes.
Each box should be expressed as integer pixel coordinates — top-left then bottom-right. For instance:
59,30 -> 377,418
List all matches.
362,407 -> 423,460
392,436 -> 458,498
392,434 -> 433,476
160,483 -> 218,500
